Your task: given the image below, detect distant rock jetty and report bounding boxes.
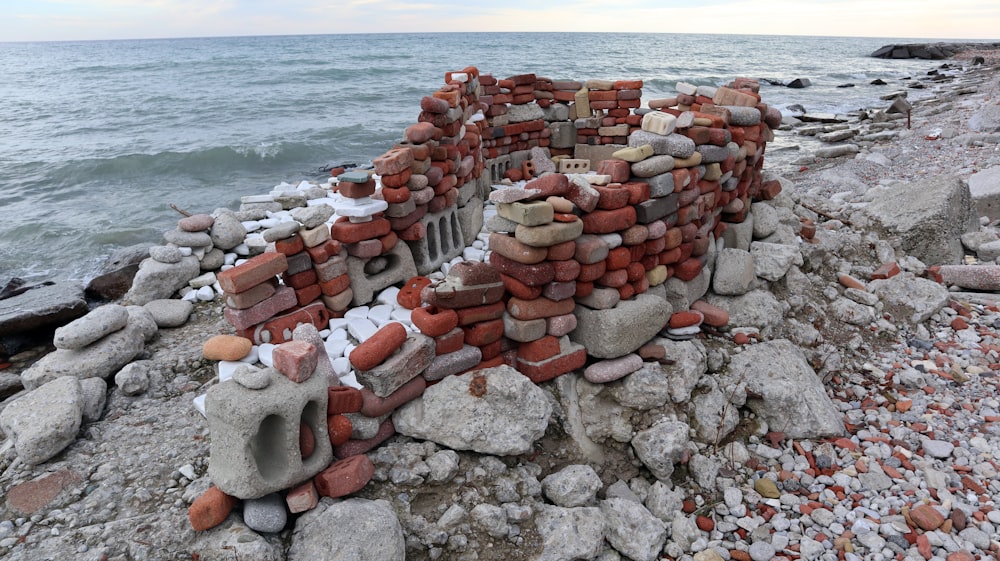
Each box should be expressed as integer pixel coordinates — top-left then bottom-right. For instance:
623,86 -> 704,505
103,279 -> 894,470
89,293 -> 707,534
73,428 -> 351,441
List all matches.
871,41 -> 1000,60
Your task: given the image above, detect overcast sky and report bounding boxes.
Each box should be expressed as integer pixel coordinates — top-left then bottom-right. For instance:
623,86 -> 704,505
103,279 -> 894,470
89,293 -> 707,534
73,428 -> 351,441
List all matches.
2,0 -> 998,42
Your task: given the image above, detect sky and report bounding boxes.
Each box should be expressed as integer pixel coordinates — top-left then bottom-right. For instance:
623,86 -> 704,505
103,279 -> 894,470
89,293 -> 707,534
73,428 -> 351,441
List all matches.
1,0 -> 998,43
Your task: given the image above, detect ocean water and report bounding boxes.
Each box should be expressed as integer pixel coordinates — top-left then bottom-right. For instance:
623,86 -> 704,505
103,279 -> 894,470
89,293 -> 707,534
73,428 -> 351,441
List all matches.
0,32 -> 951,285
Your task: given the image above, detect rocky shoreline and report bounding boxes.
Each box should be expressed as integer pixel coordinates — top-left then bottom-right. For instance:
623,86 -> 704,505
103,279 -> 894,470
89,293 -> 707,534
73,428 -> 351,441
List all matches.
2,50 -> 1000,561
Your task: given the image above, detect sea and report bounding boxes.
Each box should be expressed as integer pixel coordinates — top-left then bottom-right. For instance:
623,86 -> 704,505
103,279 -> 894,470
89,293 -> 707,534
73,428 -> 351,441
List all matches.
0,32 -> 959,286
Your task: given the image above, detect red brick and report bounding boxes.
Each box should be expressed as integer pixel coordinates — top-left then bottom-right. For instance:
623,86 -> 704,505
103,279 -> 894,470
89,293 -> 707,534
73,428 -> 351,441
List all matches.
286,480 -> 319,514
618,283 -> 635,300
330,216 -> 391,244
872,262 -> 900,280
517,346 -> 587,383
455,301 -> 506,325
435,327 -> 465,355
398,276 -> 433,309
546,240 -> 577,261
518,335 -> 561,362
489,252 -> 555,286
501,273 -> 544,300
238,301 -> 331,344
508,296 -> 575,321
551,259 -> 581,282
337,178 -> 376,199
189,486 -> 237,531
373,147 -> 414,176
283,268 -> 318,290
581,207 -> 636,234
319,274 -> 351,297
274,235 -> 305,256
597,159 -> 630,183
412,305 -> 460,337
360,376 -> 427,417
333,418 -> 396,458
327,414 -> 353,447
463,319 -> 505,346
218,252 -> 288,294
272,340 -> 319,383
314,455 -> 375,499
597,268 -> 629,288
350,322 -> 408,371
674,258 -> 703,281
669,310 -> 704,329
606,247 -> 632,270
327,386 -> 363,415
5,470 -> 82,516
594,184 -> 631,210
577,261 -> 607,283
224,286 -> 298,331
305,239 -> 342,264
524,173 -> 569,198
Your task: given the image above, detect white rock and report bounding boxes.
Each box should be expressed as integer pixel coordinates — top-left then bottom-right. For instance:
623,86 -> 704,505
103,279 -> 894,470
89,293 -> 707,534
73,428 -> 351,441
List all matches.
258,343 -> 275,367
347,319 -> 378,343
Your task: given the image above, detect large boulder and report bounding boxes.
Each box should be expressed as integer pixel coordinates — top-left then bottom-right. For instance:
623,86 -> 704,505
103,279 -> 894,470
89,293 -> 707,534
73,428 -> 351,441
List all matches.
863,175 -> 974,265
124,255 -> 200,305
0,281 -> 87,337
20,323 -> 146,390
84,243 -> 151,301
970,82 -> 1000,133
705,290 -> 784,337
0,376 -> 83,465
393,365 -> 552,456
869,274 -> 949,323
968,166 -> 1000,221
571,294 -> 671,359
725,339 -> 844,439
287,498 -> 404,561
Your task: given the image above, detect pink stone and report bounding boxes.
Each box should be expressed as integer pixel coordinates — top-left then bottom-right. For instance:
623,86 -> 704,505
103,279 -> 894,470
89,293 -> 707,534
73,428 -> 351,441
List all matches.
583,354 -> 642,384
223,286 -> 298,331
272,340 -> 318,382
285,481 -> 319,514
179,213 -> 214,232
360,376 -> 427,417
546,313 -> 577,337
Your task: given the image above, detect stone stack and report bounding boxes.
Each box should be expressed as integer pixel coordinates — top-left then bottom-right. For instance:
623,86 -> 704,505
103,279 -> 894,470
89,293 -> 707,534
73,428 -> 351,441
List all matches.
419,261 -> 506,377
124,214 -> 211,305
330,169 -> 418,307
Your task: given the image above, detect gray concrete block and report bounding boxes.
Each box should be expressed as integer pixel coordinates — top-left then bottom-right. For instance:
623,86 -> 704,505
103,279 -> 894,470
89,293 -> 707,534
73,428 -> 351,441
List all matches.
347,242 -> 418,307
405,206 -> 465,276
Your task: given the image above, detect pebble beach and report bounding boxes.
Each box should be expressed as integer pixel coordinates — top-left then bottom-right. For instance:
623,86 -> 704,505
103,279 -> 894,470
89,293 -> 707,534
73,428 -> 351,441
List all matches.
2,45 -> 1000,561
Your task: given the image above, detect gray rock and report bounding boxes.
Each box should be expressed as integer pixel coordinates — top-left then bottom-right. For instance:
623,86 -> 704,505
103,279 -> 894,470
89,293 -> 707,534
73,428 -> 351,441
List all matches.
471,503 -> 509,537
644,481 -> 684,522
978,239 -> 1000,262
261,221 -> 301,243
749,241 -> 802,281
570,294 -> 671,359
149,245 -> 183,264
199,248 -> 226,271
815,144 -> 859,158
628,130 -> 696,158
712,248 -> 755,295
864,175 -> 974,265
126,305 -> 159,342
393,365 -> 551,456
721,213 -> 754,251
85,243 -> 151,301
688,382 -> 740,444
600,497 -> 667,561
868,275 -> 949,323
143,299 -> 194,328
291,204 -> 335,229
968,166 -> 1000,221
0,282 -> 87,337
78,377 -> 108,423
425,449 -> 460,483
959,527 -> 991,550
657,338 -> 707,404
243,493 -> 288,533
705,290 -> 784,336
287,498 -> 404,561
21,324 -> 146,390
606,362 -> 671,410
970,95 -> 1000,132
858,462 -> 893,492
830,297 -> 877,326
725,339 -> 844,439
662,268 -> 711,310
114,361 -> 151,396
53,304 -> 129,350
125,255 -> 201,305
922,439 -> 955,458
631,420 -> 690,481
749,541 -> 776,561
750,202 -> 779,239
542,465 -> 604,507
210,211 -> 248,250
670,513 -> 702,551
533,505 -> 606,561
163,228 -> 213,247
688,454 -> 720,491
0,376 -> 83,465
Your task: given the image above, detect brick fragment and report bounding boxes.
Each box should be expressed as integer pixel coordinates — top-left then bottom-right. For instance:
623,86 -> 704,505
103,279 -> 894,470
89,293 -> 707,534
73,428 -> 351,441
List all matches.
314,455 -> 375,499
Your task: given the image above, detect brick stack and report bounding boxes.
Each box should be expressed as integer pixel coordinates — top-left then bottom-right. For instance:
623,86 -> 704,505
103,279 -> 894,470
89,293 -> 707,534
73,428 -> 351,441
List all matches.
487,176 -> 588,383
480,73 -> 551,167
418,261 -> 506,378
573,80 -> 644,147
219,251 -> 328,344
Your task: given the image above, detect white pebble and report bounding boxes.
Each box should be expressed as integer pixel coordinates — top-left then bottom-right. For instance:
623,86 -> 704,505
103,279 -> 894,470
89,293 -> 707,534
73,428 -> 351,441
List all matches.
257,344 -> 275,367
324,338 -> 349,359
347,319 -> 377,342
217,361 -> 241,382
195,286 -> 215,301
332,358 -> 354,379
192,394 -> 207,417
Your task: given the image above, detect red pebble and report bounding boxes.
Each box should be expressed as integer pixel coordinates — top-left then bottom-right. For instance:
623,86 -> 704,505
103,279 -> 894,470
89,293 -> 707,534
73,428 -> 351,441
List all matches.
327,414 -> 353,447
189,486 -> 237,531
349,322 -> 407,371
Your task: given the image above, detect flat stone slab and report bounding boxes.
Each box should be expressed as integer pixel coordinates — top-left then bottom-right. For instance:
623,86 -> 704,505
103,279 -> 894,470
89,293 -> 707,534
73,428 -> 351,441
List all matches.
570,294 -> 671,359
0,376 -> 83,465
0,282 -> 87,337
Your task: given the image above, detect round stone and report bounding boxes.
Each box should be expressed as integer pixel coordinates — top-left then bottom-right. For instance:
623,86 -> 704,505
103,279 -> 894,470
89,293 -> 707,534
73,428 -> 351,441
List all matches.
149,245 -> 183,264
233,365 -> 271,390
202,335 -> 253,361
179,214 -> 215,232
